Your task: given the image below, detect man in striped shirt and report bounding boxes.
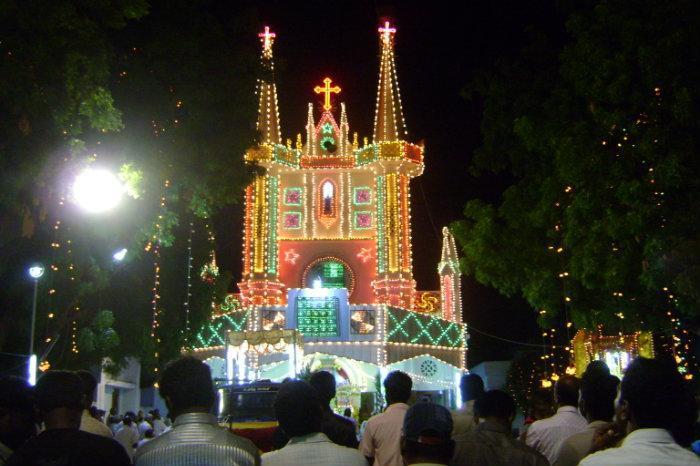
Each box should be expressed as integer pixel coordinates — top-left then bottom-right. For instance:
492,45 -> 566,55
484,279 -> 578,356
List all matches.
526,375 -> 587,463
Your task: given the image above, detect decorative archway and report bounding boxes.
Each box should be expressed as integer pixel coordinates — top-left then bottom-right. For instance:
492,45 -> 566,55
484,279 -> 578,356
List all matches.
301,256 -> 356,295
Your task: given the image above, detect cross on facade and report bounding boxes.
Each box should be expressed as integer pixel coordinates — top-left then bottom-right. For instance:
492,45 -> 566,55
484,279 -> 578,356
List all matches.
314,77 -> 341,111
258,26 -> 276,53
379,21 -> 396,45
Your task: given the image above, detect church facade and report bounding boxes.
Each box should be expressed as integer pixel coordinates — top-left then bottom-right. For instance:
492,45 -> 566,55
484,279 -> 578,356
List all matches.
191,23 -> 467,408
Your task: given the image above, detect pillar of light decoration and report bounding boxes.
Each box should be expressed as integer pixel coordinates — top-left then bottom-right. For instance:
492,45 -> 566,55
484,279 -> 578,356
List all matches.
370,20 -> 419,309
238,25 -> 286,307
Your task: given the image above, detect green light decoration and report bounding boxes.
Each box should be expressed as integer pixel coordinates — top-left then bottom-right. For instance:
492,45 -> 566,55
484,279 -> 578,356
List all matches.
321,122 -> 334,134
386,307 -> 464,348
272,144 -> 301,167
283,187 -> 302,206
353,187 -> 372,205
296,296 -> 339,337
376,176 -> 386,273
308,260 -> 346,289
355,145 -> 378,165
195,310 -> 249,348
320,136 -> 336,152
267,176 -> 279,275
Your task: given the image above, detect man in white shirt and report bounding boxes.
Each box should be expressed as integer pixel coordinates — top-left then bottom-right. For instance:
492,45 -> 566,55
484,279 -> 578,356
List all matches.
261,380 -> 366,466
580,357 -> 700,466
150,410 -> 167,437
359,371 -> 413,466
114,414 -> 139,461
75,370 -> 113,438
138,414 -> 152,439
451,372 -> 484,437
526,374 -> 587,463
553,364 -> 619,466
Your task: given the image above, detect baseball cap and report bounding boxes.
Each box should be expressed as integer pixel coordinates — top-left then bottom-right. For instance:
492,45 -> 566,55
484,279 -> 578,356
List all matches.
403,402 -> 453,445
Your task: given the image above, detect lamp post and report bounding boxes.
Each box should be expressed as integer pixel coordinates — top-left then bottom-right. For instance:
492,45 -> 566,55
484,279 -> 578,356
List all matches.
72,168 -> 125,214
27,264 -> 44,385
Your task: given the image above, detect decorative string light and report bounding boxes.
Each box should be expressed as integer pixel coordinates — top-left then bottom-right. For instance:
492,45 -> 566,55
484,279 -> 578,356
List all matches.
182,221 -> 194,346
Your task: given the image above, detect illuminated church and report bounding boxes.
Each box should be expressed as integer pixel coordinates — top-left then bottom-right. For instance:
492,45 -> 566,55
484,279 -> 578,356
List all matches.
192,23 -> 467,407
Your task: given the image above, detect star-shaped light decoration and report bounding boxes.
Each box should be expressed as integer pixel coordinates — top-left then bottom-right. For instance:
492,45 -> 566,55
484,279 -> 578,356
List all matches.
357,247 -> 374,264
284,248 -> 301,264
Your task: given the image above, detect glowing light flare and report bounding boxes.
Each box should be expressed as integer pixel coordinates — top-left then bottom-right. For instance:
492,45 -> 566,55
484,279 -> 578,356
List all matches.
314,77 -> 341,111
72,168 -> 125,213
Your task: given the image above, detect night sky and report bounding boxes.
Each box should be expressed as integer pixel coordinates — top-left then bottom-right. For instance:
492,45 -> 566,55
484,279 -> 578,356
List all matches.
214,1 -> 563,365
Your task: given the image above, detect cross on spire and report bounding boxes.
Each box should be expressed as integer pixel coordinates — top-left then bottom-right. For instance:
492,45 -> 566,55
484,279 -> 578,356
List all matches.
314,77 -> 341,111
379,21 -> 396,45
258,26 -> 276,54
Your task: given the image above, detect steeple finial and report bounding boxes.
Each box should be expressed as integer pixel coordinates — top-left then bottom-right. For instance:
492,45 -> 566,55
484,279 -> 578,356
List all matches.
255,26 -> 281,144
373,20 -> 407,143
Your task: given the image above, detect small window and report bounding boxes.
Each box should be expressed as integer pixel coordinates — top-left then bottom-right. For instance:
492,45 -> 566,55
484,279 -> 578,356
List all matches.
322,181 -> 334,216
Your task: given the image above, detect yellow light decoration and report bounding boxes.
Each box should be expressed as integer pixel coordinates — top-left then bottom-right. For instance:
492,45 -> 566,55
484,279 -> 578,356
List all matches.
313,77 -> 341,112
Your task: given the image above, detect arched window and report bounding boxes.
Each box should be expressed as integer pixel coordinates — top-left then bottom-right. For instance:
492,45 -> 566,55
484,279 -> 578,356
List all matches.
322,180 -> 334,216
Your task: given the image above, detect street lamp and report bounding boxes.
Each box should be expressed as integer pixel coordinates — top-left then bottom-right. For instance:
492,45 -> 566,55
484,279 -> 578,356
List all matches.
27,264 -> 44,386
72,168 -> 125,213
112,248 -> 128,262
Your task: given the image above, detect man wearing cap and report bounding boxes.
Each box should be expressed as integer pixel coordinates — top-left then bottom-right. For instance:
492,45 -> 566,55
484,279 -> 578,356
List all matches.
401,402 -> 455,466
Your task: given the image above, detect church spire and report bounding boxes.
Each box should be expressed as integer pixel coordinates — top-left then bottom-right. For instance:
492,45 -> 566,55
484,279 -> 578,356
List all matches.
373,21 -> 408,143
256,26 -> 282,145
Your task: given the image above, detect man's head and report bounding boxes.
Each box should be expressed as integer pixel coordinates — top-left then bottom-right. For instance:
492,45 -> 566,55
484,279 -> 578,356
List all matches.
122,414 -> 133,426
579,369 -> 618,422
554,375 -> 580,408
74,370 -> 98,409
159,356 -> 215,419
0,376 -> 36,449
152,409 -> 161,420
34,371 -> 85,429
273,380 -> 322,438
585,360 -> 611,377
459,373 -> 484,403
384,371 -> 412,405
618,357 -> 695,445
529,388 -> 555,420
474,390 -> 516,426
309,371 -> 336,407
401,402 -> 454,465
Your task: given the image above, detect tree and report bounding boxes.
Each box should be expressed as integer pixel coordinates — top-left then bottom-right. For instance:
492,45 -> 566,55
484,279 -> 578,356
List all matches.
0,0 -> 259,376
453,0 -> 700,335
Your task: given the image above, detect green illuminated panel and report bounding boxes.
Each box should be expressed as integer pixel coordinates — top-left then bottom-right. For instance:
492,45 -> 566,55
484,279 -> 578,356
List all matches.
308,260 -> 347,289
296,296 -> 339,337
386,307 -> 464,348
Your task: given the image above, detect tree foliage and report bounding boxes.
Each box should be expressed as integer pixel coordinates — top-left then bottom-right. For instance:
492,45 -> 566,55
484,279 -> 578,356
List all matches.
453,0 -> 700,332
0,0 -> 259,376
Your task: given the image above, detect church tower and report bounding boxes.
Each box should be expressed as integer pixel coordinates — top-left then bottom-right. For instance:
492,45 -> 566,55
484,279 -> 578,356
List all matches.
241,22 -> 424,309
194,23 -> 467,399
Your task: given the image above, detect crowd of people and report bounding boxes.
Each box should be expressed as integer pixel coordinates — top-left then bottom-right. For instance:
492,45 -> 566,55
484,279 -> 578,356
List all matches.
1,355 -> 699,465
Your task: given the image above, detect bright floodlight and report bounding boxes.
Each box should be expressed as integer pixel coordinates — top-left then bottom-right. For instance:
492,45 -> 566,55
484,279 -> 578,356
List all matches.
28,265 -> 44,279
312,278 -> 322,289
72,168 -> 124,213
113,248 -> 128,262
28,354 -> 37,386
